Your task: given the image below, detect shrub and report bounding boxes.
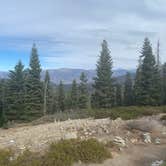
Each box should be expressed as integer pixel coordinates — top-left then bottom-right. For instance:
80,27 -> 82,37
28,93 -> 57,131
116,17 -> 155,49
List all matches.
44,139 -> 79,166
0,149 -> 13,166
161,161 -> 166,166
77,139 -> 111,163
12,150 -> 42,166
44,139 -> 110,166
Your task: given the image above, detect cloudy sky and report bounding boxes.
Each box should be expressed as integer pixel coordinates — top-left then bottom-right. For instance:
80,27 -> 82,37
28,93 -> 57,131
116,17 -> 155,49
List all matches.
0,0 -> 166,71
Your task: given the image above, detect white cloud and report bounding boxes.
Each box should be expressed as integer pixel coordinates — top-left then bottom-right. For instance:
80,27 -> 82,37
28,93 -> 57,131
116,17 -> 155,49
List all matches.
0,0 -> 166,69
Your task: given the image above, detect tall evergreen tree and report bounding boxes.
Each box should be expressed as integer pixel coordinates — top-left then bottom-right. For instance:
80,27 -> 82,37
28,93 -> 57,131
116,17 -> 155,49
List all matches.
134,56 -> 143,105
0,80 -> 7,127
162,63 -> 166,105
115,83 -> 123,106
7,61 -> 26,121
78,72 -> 89,109
43,70 -> 53,115
124,72 -> 133,106
92,40 -> 113,108
134,38 -> 161,105
25,44 -> 42,120
57,81 -> 65,112
70,79 -> 78,109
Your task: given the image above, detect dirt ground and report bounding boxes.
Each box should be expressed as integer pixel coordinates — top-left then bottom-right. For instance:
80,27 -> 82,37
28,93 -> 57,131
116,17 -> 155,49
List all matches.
0,115 -> 165,166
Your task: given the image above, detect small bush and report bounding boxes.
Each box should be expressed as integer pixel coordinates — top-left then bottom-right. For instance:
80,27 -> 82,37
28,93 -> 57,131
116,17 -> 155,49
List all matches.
77,139 -> 111,163
0,149 -> 13,166
44,139 -> 110,166
44,139 -> 79,166
12,150 -> 42,166
161,161 -> 166,166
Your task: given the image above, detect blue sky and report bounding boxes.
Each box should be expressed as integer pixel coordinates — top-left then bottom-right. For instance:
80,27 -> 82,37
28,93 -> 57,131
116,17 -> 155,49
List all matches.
0,0 -> 166,71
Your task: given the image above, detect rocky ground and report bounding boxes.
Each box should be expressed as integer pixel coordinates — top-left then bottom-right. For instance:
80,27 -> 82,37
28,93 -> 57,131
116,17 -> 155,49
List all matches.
0,114 -> 165,166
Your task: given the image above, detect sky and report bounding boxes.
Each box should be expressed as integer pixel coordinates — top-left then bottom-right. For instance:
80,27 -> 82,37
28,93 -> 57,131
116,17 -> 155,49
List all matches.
0,0 -> 166,71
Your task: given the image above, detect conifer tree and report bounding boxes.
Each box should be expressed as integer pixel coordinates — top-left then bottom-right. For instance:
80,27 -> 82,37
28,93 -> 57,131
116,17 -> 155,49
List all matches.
43,70 -> 53,115
134,38 -> 161,105
7,61 -> 26,120
25,44 -> 42,120
124,72 -> 133,106
70,79 -> 78,109
162,63 -> 166,104
92,40 -> 113,108
134,56 -> 143,105
115,83 -> 123,106
57,81 -> 65,112
78,72 -> 89,109
0,80 -> 7,127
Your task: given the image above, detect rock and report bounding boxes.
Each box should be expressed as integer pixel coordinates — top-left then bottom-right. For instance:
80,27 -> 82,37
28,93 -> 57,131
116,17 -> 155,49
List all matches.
130,138 -> 138,144
151,160 -> 163,166
63,132 -> 77,140
142,133 -> 151,143
9,140 -> 15,144
113,136 -> 126,147
155,138 -> 161,144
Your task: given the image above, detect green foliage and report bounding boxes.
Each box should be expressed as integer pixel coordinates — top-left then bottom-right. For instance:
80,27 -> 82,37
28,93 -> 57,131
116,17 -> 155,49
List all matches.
78,72 -> 89,109
0,149 -> 13,166
134,38 -> 161,105
161,161 -> 166,166
25,44 -> 43,120
0,139 -> 111,166
124,72 -> 133,106
12,150 -> 41,166
44,139 -> 110,166
43,70 -> 54,114
115,83 -> 123,106
88,106 -> 166,120
70,79 -> 78,109
57,81 -> 65,112
162,63 -> 166,105
76,139 -> 111,163
92,40 -> 114,108
7,61 -> 26,121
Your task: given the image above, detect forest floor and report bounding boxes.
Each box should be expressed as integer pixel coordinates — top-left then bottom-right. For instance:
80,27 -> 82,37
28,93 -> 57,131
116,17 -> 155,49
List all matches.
0,114 -> 165,166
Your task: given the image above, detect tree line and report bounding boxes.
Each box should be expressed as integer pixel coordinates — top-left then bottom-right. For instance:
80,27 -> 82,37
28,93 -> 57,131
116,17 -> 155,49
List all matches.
0,38 -> 166,126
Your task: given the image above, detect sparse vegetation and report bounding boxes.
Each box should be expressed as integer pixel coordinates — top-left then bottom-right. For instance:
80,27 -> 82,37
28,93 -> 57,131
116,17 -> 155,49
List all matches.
0,139 -> 111,166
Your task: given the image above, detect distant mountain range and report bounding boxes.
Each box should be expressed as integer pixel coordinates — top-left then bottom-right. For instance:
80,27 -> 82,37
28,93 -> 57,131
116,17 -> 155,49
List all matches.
0,68 -> 136,84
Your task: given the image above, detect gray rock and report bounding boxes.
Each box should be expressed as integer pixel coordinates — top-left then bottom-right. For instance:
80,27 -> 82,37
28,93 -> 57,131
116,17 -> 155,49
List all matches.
143,133 -> 151,143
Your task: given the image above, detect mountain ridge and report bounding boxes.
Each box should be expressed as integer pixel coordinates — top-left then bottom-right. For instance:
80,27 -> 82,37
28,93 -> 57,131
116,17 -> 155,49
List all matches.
0,68 -> 136,84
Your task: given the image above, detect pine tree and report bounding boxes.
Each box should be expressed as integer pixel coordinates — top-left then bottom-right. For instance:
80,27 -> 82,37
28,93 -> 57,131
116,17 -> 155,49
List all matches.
124,72 -> 133,106
92,40 -> 113,108
25,44 -> 43,120
0,80 -> 7,127
43,70 -> 53,115
134,56 -> 143,105
57,81 -> 65,112
78,72 -> 89,109
70,79 -> 78,109
162,63 -> 166,104
7,61 -> 26,121
115,83 -> 123,106
134,38 -> 161,105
